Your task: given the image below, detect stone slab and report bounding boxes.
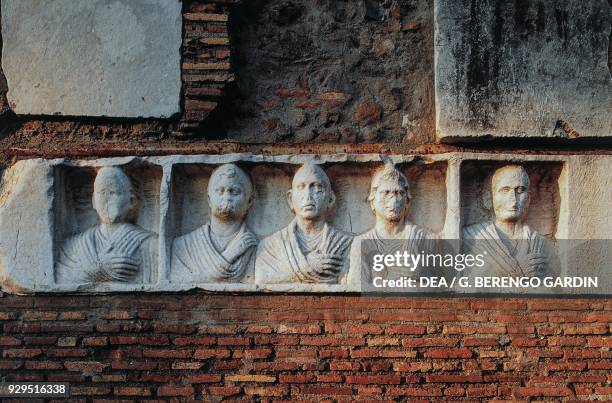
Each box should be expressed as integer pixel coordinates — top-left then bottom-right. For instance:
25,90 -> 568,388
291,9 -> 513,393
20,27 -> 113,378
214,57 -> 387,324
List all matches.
0,153 -> 609,294
1,0 -> 182,117
435,0 -> 612,140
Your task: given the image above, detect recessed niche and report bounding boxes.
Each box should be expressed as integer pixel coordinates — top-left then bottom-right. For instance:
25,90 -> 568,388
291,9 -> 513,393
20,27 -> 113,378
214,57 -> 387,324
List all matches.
53,162 -> 162,284
460,160 -> 563,239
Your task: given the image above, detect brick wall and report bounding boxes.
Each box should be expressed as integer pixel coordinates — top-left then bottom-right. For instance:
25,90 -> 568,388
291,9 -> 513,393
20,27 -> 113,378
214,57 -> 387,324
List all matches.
1,294 -> 610,401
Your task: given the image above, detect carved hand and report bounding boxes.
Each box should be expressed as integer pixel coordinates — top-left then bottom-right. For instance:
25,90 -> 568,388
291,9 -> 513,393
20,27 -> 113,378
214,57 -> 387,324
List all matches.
306,251 -> 344,279
222,232 -> 258,264
97,252 -> 141,282
517,253 -> 547,277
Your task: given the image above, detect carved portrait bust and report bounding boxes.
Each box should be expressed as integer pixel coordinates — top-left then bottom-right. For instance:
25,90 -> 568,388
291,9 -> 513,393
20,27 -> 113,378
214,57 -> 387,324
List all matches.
171,164 -> 258,283
348,161 -> 433,287
463,164 -> 549,278
55,166 -> 158,284
255,162 -> 353,284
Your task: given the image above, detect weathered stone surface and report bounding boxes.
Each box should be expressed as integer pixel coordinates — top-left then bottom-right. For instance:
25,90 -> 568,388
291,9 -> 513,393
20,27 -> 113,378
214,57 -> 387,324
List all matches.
435,0 -> 612,140
0,153 -> 610,294
223,0 -> 434,143
1,0 -> 182,117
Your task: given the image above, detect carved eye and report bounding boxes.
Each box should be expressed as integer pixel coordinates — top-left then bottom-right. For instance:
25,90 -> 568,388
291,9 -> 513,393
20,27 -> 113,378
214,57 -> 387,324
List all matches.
516,186 -> 526,194
500,187 -> 511,193
229,187 -> 241,196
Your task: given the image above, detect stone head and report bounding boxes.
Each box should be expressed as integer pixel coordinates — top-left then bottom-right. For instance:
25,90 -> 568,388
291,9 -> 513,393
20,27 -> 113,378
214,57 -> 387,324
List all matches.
92,167 -> 136,224
207,164 -> 254,222
491,164 -> 530,223
368,161 -> 411,223
287,162 -> 335,220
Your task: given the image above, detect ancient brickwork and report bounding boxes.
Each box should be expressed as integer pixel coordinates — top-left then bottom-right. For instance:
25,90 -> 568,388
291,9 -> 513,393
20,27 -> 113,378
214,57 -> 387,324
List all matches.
0,294 -> 611,400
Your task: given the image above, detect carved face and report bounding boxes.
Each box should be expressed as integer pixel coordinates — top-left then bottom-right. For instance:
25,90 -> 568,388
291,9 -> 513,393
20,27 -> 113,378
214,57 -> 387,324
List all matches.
93,168 -> 134,224
371,179 -> 409,223
491,166 -> 530,223
208,170 -> 252,222
288,164 -> 333,220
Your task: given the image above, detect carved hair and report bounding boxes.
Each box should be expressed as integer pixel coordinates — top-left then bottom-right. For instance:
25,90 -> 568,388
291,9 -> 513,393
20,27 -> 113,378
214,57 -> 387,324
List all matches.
208,163 -> 254,197
368,160 -> 411,203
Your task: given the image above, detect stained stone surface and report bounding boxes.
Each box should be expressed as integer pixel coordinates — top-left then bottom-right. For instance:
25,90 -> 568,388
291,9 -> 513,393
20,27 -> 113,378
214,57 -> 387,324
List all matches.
0,153 -> 610,294
1,0 -> 182,117
435,0 -> 612,140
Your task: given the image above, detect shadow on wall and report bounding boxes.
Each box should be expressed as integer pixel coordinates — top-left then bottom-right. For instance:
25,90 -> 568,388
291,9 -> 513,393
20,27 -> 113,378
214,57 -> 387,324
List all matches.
205,0 -> 435,144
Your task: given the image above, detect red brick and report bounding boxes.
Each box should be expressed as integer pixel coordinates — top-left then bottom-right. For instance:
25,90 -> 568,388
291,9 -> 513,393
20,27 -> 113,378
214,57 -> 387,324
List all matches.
279,374 -> 316,383
0,336 -> 22,345
386,325 -> 427,335
24,361 -> 63,370
157,386 -> 194,397
425,374 -> 483,383
59,311 -> 86,320
511,337 -> 546,347
587,336 -> 612,347
194,349 -> 231,359
207,386 -> 241,396
217,336 -> 250,346
300,336 -> 365,346
22,311 -> 58,321
318,348 -> 349,359
114,387 -> 151,397
185,374 -> 221,383
467,386 -> 497,397
388,386 -> 443,397
393,362 -> 432,372
346,375 -> 401,384
317,374 -> 343,383
184,12 -> 228,22
234,349 -> 272,359
142,349 -> 192,359
23,336 -> 57,345
245,325 -> 273,334
64,361 -> 108,372
562,324 -> 608,335
463,337 -> 500,346
424,349 -> 472,359
403,337 -> 459,347
2,348 -> 42,358
71,386 -> 111,396
0,360 -> 23,369
444,386 -> 466,396
278,323 -> 321,334
40,323 -> 94,333
110,361 -> 157,370
274,88 -> 309,98
515,386 -> 572,397
301,386 -> 353,395
45,348 -> 89,357
346,323 -> 383,335
548,336 -> 585,346
244,386 -> 289,397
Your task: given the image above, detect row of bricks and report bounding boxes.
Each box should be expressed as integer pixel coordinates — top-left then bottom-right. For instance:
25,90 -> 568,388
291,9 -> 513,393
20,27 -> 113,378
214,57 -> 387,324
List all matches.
0,384 -> 610,399
1,309 -> 610,323
2,295 -> 609,310
1,334 -> 611,349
